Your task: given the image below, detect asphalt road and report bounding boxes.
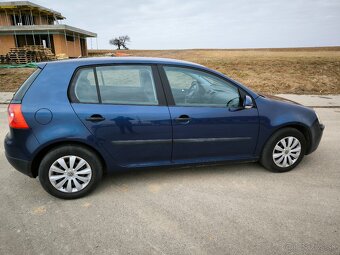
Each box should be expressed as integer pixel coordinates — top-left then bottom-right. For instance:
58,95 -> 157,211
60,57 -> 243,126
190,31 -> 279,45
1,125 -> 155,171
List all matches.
0,105 -> 339,255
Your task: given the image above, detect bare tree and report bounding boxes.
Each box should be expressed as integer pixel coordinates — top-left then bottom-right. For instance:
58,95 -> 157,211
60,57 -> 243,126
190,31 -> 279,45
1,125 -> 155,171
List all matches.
109,35 -> 131,50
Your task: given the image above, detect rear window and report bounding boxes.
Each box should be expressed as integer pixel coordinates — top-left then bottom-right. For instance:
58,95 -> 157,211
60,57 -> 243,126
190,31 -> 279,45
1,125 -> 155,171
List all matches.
12,68 -> 41,103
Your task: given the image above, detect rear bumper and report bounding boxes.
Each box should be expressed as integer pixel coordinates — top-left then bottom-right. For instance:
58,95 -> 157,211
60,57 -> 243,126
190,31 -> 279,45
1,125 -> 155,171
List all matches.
306,120 -> 325,154
5,153 -> 33,177
4,130 -> 38,178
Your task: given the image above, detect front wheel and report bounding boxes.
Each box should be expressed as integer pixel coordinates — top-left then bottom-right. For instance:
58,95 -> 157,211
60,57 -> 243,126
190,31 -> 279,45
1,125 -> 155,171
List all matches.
38,145 -> 103,199
260,128 -> 306,172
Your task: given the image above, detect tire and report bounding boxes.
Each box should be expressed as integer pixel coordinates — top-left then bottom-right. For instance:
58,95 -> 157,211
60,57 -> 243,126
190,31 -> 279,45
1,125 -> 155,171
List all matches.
38,145 -> 103,199
260,128 -> 306,173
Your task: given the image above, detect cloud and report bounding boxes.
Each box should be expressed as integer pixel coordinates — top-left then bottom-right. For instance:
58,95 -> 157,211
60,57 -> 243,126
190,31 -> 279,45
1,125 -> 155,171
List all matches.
34,0 -> 340,49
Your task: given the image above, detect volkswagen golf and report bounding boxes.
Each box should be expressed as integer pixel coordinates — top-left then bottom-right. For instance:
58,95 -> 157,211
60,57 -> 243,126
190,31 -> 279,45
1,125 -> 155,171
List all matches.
4,57 -> 324,199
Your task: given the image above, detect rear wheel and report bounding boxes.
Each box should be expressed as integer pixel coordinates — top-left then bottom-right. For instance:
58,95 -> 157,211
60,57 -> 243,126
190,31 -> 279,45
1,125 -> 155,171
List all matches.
38,145 -> 103,199
260,128 -> 306,172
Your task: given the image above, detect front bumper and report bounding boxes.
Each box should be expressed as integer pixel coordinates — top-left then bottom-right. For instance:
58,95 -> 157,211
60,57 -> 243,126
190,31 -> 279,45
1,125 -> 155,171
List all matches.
306,120 -> 325,154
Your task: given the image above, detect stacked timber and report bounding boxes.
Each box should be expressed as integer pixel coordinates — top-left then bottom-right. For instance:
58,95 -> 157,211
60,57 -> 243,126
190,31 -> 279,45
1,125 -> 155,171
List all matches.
6,45 -> 56,64
7,48 -> 35,64
24,45 -> 56,62
0,55 -> 8,64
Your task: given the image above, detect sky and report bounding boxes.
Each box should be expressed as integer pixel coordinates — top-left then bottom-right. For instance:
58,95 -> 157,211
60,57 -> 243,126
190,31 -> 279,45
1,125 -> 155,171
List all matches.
33,0 -> 340,50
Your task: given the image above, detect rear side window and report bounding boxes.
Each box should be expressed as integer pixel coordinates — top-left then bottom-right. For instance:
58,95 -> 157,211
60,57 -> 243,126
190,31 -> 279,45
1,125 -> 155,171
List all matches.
96,65 -> 158,105
12,68 -> 41,103
71,65 -> 158,105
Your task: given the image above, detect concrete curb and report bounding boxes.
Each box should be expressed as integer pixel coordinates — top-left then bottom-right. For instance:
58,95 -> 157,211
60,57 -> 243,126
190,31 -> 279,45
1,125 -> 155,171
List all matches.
276,94 -> 340,107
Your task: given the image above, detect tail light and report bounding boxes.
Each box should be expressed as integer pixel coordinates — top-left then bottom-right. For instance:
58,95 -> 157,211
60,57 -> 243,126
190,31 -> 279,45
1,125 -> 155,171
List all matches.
7,104 -> 29,129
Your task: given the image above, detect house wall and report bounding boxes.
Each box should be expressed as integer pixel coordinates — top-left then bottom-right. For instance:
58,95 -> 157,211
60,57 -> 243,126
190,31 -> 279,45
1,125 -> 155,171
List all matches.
0,12 -> 12,26
34,15 -> 50,25
0,33 -> 88,57
0,35 -> 16,55
53,34 -> 82,58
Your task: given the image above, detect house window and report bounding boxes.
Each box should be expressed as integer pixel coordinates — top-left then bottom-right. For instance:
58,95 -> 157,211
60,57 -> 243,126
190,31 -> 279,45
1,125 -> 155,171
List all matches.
66,35 -> 75,42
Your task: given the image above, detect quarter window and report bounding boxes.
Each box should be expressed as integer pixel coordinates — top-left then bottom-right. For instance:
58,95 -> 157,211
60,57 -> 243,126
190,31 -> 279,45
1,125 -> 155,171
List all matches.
164,66 -> 240,108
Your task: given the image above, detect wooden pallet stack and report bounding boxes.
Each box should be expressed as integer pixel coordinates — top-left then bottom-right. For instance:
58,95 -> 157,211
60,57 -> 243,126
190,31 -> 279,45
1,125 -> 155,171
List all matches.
24,45 -> 56,62
6,45 -> 56,64
0,55 -> 8,64
7,48 -> 35,64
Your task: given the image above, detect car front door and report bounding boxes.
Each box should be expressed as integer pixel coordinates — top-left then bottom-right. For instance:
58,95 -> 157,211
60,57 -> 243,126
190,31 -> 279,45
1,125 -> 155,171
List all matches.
70,64 -> 172,167
159,65 -> 259,163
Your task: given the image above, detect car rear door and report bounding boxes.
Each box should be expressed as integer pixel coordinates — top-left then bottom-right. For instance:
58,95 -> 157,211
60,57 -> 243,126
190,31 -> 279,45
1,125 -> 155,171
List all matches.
159,65 -> 259,163
70,64 -> 172,168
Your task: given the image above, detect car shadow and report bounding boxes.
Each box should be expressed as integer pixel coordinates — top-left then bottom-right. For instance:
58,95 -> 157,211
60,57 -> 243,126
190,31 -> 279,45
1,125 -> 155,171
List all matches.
95,162 -> 266,193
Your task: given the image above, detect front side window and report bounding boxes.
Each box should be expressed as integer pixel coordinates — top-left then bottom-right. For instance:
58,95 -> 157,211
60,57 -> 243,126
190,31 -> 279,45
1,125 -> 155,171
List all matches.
164,66 -> 240,108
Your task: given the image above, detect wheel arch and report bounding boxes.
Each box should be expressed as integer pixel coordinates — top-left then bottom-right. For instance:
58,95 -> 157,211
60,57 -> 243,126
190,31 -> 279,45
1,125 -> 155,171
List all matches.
260,123 -> 312,156
30,140 -> 108,178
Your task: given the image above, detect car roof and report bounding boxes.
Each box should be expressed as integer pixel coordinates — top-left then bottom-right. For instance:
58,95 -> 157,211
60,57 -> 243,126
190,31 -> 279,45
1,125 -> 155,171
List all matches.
39,57 -> 205,69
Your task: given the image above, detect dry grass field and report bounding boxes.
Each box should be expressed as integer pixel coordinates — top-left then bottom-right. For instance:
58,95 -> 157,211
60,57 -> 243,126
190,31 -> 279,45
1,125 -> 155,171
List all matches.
91,47 -> 340,95
1,47 -> 339,94
0,68 -> 35,92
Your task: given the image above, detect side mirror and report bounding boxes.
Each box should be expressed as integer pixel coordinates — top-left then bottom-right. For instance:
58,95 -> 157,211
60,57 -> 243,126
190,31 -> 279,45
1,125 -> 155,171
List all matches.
243,95 -> 254,109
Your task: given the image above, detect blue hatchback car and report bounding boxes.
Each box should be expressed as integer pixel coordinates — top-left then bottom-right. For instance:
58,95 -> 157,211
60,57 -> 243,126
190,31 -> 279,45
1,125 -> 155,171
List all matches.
5,57 -> 324,199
